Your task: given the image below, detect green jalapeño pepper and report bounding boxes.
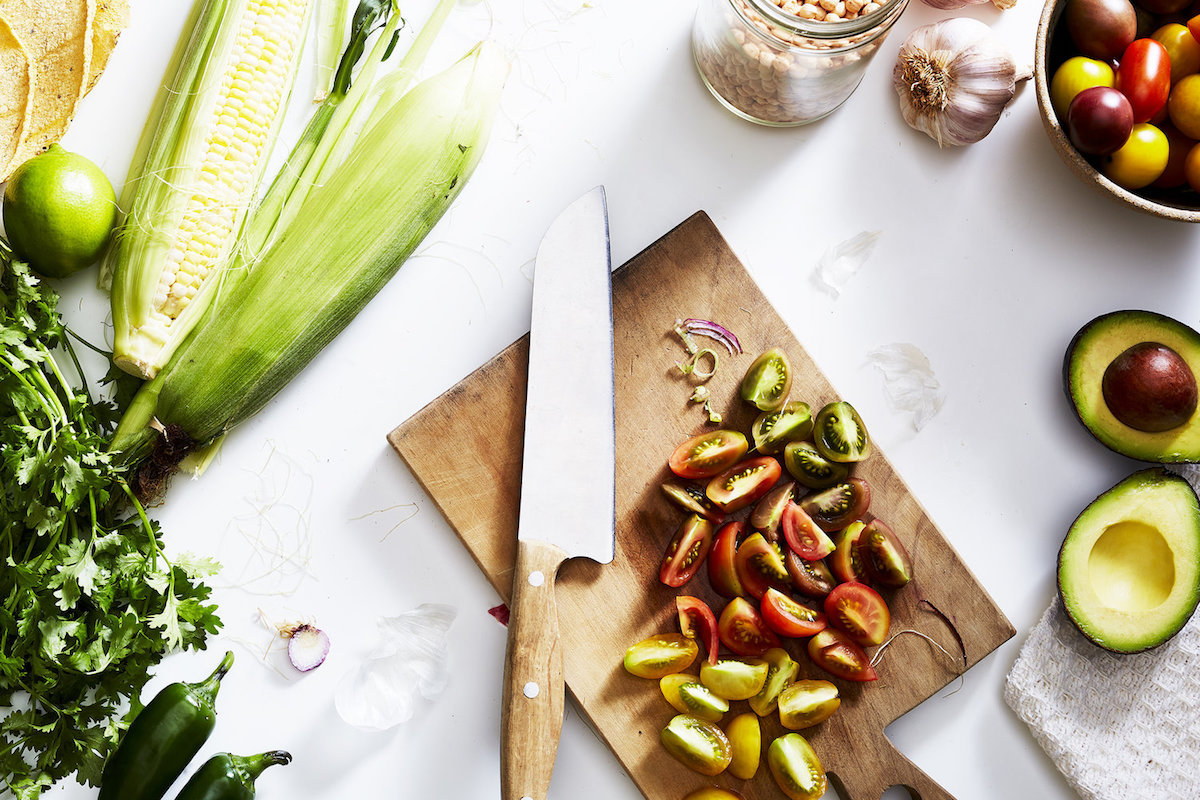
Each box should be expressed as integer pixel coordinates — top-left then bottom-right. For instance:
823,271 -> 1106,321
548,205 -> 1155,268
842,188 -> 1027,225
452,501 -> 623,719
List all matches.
174,750 -> 293,800
99,651 -> 235,800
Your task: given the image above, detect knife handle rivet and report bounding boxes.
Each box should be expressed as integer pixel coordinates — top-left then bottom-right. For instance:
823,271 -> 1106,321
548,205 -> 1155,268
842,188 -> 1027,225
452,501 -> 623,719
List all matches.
528,570 -> 545,587
523,681 -> 540,699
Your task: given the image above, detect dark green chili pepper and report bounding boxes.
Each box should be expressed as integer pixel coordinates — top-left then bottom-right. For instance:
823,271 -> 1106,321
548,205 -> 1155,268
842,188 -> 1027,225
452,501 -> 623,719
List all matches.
174,750 -> 293,800
99,651 -> 235,800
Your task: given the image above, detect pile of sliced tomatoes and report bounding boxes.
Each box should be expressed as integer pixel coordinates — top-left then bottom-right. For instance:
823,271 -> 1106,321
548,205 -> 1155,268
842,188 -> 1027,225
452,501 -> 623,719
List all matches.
622,346 -> 915,800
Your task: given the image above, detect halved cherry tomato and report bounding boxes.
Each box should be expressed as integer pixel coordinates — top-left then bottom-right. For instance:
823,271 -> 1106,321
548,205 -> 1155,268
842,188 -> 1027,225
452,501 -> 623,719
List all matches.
724,712 -> 761,780
777,679 -> 840,730
828,521 -> 871,584
806,628 -> 877,682
812,401 -> 871,463
706,456 -> 782,513
760,588 -> 827,639
677,596 -> 720,666
1116,38 -> 1172,123
785,552 -> 837,599
749,481 -> 794,538
660,514 -> 714,588
661,480 -> 726,524
660,674 -> 728,723
781,502 -> 836,560
799,478 -> 870,533
748,647 -> 800,717
734,532 -> 792,600
623,633 -> 699,679
660,714 -> 732,776
740,348 -> 792,411
767,733 -> 827,800
708,521 -> 745,599
669,430 -> 749,479
856,518 -> 913,588
700,657 -> 769,700
683,790 -> 746,800
824,582 -> 890,647
718,597 -> 782,657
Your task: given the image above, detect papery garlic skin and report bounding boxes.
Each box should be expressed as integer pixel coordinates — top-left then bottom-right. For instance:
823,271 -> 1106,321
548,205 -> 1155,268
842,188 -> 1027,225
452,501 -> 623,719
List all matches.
893,17 -> 1020,146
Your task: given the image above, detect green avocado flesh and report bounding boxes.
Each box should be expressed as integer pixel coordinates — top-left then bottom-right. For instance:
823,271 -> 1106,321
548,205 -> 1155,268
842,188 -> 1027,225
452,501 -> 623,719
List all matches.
1058,468 -> 1200,653
1065,310 -> 1200,463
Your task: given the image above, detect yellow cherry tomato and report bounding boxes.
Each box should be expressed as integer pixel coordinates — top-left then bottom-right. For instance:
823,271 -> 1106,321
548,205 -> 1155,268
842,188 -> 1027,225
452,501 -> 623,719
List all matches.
661,715 -> 732,777
1182,140 -> 1200,190
624,633 -> 699,679
660,674 -> 728,724
724,712 -> 761,780
768,734 -> 827,800
748,647 -> 799,717
700,657 -> 769,701
1102,123 -> 1170,188
682,789 -> 745,800
1154,24 -> 1200,84
1051,56 -> 1115,118
1169,73 -> 1200,138
778,680 -> 841,730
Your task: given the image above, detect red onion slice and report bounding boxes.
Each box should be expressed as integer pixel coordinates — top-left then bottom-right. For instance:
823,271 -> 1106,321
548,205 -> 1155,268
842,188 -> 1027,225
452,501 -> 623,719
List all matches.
682,318 -> 743,355
287,624 -> 331,672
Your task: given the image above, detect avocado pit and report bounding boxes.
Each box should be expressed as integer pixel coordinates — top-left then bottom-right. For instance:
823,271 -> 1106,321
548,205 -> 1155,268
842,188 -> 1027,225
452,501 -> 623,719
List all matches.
1101,342 -> 1197,433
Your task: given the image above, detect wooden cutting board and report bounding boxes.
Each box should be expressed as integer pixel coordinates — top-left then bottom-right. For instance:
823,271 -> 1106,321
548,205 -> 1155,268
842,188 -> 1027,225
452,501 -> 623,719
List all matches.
388,212 -> 1015,800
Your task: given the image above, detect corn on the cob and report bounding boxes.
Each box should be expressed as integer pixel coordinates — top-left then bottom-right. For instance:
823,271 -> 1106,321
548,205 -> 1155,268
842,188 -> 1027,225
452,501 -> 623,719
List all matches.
112,37 -> 508,464
105,0 -> 312,380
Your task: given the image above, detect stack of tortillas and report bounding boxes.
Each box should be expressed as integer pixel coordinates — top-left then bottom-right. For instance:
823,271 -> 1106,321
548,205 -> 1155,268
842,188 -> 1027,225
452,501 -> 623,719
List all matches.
0,0 -> 129,181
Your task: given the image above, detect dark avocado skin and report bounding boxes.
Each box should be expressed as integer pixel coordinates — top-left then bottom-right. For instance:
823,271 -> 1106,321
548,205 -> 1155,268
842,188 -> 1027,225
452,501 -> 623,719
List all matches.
1063,310 -> 1200,463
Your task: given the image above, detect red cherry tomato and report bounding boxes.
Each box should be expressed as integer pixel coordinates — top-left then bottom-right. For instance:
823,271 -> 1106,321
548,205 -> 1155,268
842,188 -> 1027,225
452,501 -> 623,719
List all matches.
734,532 -> 793,600
1189,14 -> 1200,48
706,456 -> 782,513
781,502 -> 836,560
1116,38 -> 1172,123
828,521 -> 871,584
718,597 -> 782,657
760,588 -> 828,639
669,430 -> 749,479
659,515 -> 714,588
823,582 -> 890,647
806,628 -> 877,682
708,521 -> 746,599
677,595 -> 721,665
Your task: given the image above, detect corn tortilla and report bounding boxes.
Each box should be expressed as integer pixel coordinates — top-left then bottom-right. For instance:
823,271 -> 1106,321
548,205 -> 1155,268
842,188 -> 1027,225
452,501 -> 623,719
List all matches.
0,16 -> 32,179
87,0 -> 129,94
1,0 -> 93,175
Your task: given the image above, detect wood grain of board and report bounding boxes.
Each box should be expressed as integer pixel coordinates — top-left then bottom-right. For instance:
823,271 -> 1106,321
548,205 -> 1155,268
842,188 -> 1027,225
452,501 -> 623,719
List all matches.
388,212 -> 1015,800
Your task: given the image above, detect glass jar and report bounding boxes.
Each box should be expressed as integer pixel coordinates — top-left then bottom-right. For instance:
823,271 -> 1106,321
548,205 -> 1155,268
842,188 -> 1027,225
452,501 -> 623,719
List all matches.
692,0 -> 909,126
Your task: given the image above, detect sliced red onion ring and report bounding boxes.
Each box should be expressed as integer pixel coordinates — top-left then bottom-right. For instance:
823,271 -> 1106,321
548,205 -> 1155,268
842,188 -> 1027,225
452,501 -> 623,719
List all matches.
286,624 -> 331,672
682,318 -> 742,355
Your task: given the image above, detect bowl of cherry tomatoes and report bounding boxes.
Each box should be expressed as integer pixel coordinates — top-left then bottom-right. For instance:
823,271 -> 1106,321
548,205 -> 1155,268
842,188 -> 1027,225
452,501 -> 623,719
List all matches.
1036,0 -> 1200,220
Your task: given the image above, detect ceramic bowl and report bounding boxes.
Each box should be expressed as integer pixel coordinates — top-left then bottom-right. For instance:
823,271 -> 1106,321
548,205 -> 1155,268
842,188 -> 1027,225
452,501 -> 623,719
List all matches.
1034,0 -> 1200,222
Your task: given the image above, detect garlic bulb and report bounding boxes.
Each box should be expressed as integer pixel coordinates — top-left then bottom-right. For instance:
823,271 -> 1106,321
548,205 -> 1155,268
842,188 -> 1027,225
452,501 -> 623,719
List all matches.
893,18 -> 1025,147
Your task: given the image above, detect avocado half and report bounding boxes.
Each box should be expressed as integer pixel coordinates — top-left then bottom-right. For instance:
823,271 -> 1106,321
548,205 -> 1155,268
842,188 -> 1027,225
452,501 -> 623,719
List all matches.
1058,468 -> 1200,653
1065,310 -> 1200,463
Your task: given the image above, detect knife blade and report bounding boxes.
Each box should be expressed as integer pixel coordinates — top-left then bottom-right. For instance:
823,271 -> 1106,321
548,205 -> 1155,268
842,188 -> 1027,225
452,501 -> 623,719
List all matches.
500,186 -> 614,800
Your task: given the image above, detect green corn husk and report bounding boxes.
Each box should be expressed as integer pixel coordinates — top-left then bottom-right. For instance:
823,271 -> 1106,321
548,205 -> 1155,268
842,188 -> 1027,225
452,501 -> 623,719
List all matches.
112,35 -> 508,464
105,0 -> 314,380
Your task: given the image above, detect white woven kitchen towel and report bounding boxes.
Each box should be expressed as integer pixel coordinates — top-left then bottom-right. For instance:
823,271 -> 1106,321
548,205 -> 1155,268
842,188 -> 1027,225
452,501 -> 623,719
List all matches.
1004,465 -> 1200,800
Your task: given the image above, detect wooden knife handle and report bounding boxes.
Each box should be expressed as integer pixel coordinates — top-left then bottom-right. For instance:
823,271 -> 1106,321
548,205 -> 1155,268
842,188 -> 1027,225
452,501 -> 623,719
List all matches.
500,538 -> 570,800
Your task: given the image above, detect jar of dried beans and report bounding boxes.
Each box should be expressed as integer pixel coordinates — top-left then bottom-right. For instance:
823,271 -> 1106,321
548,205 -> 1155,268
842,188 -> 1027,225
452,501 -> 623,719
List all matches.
692,0 -> 909,126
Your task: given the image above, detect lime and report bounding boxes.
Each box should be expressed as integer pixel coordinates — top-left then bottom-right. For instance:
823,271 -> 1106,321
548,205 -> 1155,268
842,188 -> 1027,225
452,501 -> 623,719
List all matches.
3,144 -> 117,278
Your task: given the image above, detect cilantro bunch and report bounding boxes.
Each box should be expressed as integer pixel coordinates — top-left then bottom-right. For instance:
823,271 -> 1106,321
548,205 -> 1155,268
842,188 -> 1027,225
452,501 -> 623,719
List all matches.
0,244 -> 221,798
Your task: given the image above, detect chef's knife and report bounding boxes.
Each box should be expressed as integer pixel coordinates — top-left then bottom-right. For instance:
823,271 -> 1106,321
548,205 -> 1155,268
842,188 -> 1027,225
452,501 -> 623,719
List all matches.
500,187 -> 615,800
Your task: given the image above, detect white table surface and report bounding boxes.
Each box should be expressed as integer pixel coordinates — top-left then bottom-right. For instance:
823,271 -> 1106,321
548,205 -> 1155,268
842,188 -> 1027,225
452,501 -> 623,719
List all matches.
42,0 -> 1200,798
